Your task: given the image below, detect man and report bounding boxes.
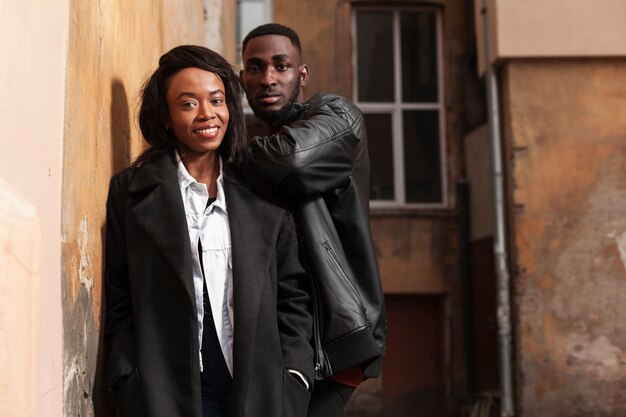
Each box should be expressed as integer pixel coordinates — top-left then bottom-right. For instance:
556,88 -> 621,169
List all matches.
240,23 -> 387,417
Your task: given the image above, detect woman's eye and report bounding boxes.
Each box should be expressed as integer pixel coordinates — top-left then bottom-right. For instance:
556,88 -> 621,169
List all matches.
181,101 -> 196,108
211,98 -> 224,105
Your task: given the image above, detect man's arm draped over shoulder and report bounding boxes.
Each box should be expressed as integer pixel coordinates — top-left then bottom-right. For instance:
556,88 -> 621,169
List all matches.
245,95 -> 363,197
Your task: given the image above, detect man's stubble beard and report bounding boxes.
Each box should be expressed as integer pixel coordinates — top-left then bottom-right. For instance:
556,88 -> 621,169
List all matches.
249,81 -> 301,126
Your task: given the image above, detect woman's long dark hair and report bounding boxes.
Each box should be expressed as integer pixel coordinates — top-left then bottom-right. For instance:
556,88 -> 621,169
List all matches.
134,45 -> 246,166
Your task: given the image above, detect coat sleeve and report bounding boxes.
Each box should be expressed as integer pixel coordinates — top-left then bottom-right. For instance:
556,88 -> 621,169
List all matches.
246,96 -> 363,197
104,175 -> 137,390
275,214 -> 315,385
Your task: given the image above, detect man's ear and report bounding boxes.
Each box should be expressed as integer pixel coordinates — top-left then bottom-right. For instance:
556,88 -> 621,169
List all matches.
299,64 -> 310,87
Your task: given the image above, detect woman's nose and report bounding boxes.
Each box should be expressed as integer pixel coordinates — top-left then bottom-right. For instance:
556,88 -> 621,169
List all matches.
197,104 -> 216,120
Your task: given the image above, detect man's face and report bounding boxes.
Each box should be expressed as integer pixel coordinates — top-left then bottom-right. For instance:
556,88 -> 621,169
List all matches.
241,34 -> 309,125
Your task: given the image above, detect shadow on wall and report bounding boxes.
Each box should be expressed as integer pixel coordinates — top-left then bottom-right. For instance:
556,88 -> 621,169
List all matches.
93,78 -> 133,417
110,78 -> 132,175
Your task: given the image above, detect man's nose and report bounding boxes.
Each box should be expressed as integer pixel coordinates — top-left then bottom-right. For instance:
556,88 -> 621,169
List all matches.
260,69 -> 277,86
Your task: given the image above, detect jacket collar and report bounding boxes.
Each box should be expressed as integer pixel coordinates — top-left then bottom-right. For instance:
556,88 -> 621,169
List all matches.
128,152 -> 195,302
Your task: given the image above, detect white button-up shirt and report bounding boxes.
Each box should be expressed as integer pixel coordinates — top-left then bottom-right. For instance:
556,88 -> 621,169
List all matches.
176,152 -> 234,375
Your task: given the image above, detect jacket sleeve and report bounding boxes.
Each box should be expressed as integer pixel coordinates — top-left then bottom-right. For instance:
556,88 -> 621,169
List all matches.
246,96 -> 363,197
275,214 -> 315,385
104,175 -> 137,390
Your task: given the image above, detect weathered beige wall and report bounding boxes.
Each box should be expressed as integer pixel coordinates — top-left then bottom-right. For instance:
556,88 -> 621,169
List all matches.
0,1 -> 69,416
274,0 -> 337,98
0,1 -> 229,416
476,1 -> 626,73
372,216 -> 459,294
464,124 -> 494,241
61,0 -> 213,415
203,0 -> 238,64
502,59 -> 626,416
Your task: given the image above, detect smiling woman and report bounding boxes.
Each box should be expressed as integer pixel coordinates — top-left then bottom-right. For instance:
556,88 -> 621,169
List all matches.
166,67 -> 230,189
104,45 -> 314,417
135,46 -> 246,170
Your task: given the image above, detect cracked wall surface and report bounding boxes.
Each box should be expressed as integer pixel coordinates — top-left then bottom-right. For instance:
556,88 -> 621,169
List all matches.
502,59 -> 626,416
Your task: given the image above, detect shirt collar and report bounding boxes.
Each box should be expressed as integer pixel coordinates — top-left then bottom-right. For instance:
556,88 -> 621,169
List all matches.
175,151 -> 228,214
176,150 -> 196,188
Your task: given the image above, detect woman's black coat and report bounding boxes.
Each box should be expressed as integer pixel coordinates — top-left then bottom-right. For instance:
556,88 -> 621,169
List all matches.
104,152 -> 314,417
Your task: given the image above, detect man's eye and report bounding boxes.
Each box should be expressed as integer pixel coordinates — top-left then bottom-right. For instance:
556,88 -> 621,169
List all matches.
276,64 -> 288,71
248,66 -> 260,73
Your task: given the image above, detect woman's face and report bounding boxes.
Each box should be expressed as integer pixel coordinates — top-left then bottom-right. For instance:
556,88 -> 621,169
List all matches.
165,67 -> 229,156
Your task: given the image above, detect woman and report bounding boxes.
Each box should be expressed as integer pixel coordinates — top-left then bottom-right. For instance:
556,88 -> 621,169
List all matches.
105,45 -> 313,417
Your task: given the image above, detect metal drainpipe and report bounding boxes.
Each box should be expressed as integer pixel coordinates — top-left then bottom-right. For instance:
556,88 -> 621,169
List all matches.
480,1 -> 515,416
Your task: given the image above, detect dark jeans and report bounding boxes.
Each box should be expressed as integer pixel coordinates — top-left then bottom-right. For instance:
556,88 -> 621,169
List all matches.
307,378 -> 356,417
201,388 -> 234,417
200,341 -> 233,417
201,285 -> 233,417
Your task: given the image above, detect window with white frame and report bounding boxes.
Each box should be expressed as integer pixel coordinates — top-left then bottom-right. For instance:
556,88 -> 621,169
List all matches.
236,0 -> 273,62
353,8 -> 445,207
237,0 -> 273,126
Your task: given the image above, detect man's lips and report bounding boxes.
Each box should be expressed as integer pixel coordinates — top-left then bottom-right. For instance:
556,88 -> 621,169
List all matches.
256,93 -> 281,105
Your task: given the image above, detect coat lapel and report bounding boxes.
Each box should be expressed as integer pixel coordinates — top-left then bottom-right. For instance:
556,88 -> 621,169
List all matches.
128,153 -> 194,302
223,166 -> 284,378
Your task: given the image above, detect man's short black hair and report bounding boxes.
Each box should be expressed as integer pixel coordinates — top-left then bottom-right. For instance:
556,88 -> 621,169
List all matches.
242,23 -> 302,55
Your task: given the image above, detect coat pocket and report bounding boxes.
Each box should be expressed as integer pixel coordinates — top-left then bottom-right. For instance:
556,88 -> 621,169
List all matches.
282,368 -> 311,417
113,368 -> 147,417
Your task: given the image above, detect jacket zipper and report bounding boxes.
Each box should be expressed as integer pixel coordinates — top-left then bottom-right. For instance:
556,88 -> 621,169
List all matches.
312,269 -> 331,380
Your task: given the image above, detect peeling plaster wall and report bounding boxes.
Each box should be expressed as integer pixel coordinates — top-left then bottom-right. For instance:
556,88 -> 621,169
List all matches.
61,1 -> 209,415
372,216 -> 460,294
502,59 -> 626,416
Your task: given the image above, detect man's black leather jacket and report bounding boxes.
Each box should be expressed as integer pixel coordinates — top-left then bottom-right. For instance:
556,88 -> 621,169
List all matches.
245,93 -> 387,380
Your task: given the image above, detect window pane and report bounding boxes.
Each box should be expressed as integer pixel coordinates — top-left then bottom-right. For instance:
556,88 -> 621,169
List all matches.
364,113 -> 394,200
401,12 -> 438,102
403,110 -> 442,202
356,11 -> 394,102
238,1 -> 267,45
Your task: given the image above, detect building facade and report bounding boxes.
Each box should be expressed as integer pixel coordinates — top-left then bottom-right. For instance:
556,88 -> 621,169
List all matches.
2,1 -> 626,416
473,1 -> 626,415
